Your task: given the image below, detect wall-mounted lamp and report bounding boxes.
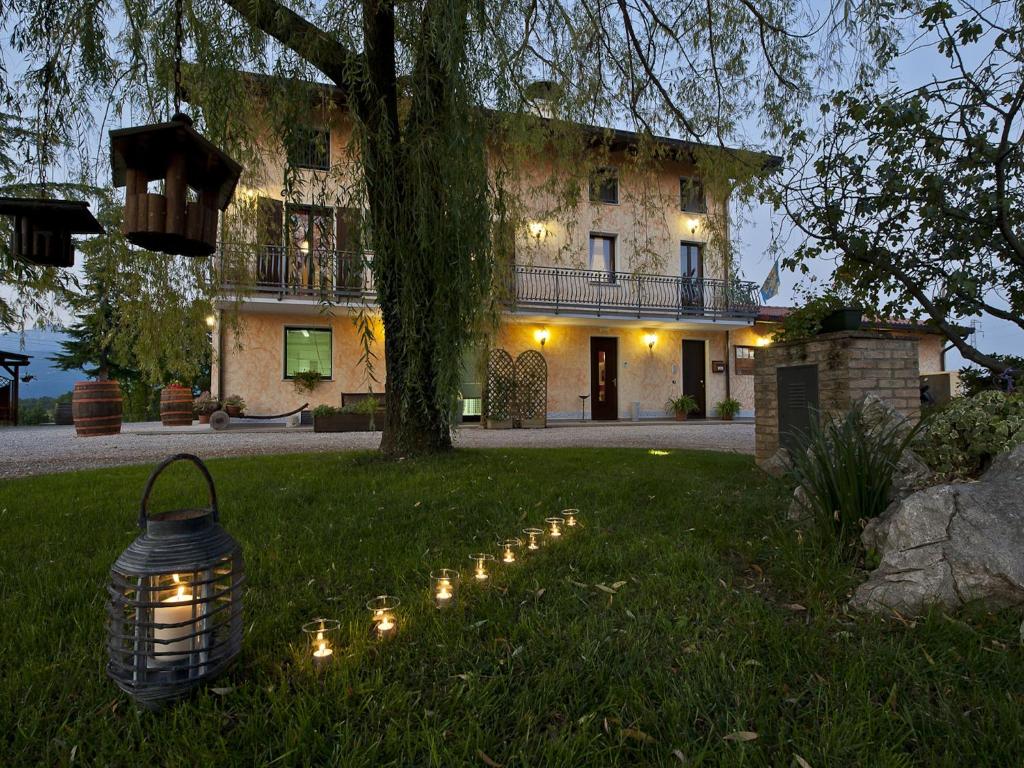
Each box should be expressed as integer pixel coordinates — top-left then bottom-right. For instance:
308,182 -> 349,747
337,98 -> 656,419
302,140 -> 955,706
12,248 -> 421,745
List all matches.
755,336 -> 771,347
643,332 -> 657,350
534,328 -> 549,347
205,314 -> 216,329
299,239 -> 310,252
528,221 -> 547,241
687,218 -> 699,235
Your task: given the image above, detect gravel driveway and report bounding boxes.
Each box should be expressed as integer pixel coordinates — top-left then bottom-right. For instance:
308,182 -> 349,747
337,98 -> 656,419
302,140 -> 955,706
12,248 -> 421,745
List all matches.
0,420 -> 754,478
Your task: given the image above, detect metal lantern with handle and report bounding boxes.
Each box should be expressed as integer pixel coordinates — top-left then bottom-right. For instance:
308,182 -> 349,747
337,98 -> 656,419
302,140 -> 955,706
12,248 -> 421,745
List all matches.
106,453 -> 245,709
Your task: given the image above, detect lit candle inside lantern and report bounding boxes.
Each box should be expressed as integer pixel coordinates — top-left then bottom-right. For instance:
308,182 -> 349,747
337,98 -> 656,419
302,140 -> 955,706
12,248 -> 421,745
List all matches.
500,538 -> 522,564
431,569 -> 459,609
367,596 -> 400,639
523,528 -> 544,551
545,516 -> 565,537
303,618 -> 340,670
562,508 -> 578,527
470,553 -> 495,581
153,574 -> 194,664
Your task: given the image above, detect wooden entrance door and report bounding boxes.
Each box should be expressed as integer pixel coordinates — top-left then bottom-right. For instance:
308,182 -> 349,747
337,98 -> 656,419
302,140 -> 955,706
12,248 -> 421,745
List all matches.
681,339 -> 707,418
590,337 -> 618,420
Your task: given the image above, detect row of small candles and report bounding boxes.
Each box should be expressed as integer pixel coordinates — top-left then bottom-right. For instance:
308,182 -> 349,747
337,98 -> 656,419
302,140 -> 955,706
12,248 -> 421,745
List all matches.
302,509 -> 579,668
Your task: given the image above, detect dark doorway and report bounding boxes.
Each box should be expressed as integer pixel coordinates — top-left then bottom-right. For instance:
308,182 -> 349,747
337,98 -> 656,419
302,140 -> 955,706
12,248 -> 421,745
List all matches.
777,364 -> 820,453
590,337 -> 618,420
681,339 -> 707,418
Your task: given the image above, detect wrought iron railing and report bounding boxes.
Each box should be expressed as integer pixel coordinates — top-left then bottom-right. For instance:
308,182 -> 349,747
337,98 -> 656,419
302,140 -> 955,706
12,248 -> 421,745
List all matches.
219,245 -> 760,320
508,264 -> 760,320
218,244 -> 374,300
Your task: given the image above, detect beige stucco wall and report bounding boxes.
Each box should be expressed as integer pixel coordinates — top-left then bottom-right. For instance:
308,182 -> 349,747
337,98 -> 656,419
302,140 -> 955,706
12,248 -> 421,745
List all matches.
215,310 -> 385,414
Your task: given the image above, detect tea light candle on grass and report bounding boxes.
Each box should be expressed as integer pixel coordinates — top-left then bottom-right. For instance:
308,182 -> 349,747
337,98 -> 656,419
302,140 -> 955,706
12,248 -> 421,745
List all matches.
302,618 -> 340,670
545,516 -> 566,537
153,574 -> 194,664
367,595 -> 400,640
522,528 -> 544,551
562,509 -> 579,527
469,553 -> 496,581
431,569 -> 459,609
500,538 -> 522,564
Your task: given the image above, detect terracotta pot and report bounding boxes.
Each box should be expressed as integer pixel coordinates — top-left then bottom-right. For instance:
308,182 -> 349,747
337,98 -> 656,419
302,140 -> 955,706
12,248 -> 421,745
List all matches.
674,411 -> 688,421
720,413 -> 734,421
225,405 -> 242,417
198,413 -> 211,424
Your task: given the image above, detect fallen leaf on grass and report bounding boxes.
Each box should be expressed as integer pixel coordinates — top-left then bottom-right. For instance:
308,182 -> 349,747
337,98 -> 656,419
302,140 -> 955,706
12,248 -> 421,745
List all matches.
211,687 -> 235,696
723,731 -> 758,742
672,749 -> 687,763
782,603 -> 807,612
476,749 -> 503,767
569,579 -> 589,589
621,728 -> 657,744
794,755 -> 812,768
595,584 -> 618,594
611,580 -> 628,589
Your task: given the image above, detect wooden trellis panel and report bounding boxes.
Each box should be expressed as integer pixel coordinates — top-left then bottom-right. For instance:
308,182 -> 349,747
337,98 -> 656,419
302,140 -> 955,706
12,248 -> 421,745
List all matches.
484,348 -> 515,429
515,350 -> 548,429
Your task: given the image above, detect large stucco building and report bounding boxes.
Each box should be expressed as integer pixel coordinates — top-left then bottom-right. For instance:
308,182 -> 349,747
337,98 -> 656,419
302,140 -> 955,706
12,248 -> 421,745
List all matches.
210,108 -> 947,421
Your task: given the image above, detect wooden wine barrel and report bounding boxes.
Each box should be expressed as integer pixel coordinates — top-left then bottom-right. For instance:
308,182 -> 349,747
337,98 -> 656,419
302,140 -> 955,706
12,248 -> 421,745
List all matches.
54,401 -> 74,425
160,385 -> 193,426
72,380 -> 123,436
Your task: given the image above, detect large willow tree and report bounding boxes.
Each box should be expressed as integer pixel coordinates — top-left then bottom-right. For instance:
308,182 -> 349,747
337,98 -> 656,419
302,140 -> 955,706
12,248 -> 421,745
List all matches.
1,0 -> 898,454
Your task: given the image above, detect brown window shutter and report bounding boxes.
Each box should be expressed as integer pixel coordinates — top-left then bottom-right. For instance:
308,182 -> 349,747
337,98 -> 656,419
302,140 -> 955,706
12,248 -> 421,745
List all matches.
257,197 -> 283,245
335,207 -> 362,253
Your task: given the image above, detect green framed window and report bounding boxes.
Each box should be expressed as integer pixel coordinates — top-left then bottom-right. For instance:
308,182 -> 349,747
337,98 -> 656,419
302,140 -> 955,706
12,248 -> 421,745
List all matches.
284,327 -> 332,379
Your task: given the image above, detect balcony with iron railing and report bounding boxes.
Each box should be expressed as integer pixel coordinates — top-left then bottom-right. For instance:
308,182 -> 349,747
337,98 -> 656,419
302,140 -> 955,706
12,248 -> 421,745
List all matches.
218,244 -> 760,321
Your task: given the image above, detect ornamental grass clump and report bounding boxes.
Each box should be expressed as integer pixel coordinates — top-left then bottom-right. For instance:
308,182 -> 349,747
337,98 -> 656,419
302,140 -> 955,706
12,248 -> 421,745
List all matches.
914,391 -> 1024,478
788,401 -> 920,557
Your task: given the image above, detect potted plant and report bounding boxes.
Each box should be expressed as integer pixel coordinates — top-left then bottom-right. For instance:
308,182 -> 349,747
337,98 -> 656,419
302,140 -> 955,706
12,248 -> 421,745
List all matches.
193,391 -> 221,424
313,397 -> 382,432
715,397 -> 742,421
292,368 -> 323,395
665,394 -> 699,421
223,394 -> 246,417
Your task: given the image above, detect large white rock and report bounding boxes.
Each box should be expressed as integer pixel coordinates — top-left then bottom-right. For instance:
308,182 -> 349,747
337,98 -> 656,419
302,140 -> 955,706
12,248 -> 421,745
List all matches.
852,444 -> 1024,614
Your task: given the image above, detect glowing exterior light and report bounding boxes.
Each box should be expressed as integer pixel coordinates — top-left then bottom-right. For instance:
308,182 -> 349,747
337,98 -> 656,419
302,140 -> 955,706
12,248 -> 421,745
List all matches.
528,221 -> 547,240
643,333 -> 657,350
534,328 -> 549,347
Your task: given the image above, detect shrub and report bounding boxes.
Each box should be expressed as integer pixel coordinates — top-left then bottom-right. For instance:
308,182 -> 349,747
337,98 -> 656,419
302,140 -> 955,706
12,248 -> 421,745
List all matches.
958,355 -> 1024,397
340,396 -> 380,415
312,404 -> 339,418
914,391 -> 1024,478
788,400 -> 920,557
665,394 -> 699,416
193,391 -> 220,416
715,397 -> 742,418
223,394 -> 246,411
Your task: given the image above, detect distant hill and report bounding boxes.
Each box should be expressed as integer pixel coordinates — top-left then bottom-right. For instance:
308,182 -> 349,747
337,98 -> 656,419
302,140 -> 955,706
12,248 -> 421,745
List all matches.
0,329 -> 81,398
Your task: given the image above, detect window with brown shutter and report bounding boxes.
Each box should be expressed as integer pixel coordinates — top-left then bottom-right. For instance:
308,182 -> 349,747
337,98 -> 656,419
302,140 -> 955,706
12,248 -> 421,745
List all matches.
734,345 -> 756,375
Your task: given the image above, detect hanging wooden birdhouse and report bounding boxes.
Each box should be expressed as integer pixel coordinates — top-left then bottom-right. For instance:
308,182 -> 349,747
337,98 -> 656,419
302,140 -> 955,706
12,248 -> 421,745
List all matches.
0,197 -> 104,268
109,113 -> 242,257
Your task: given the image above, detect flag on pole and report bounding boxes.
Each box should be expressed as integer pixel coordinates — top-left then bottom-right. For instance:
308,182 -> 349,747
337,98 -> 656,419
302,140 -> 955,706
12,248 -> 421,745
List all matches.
760,261 -> 780,302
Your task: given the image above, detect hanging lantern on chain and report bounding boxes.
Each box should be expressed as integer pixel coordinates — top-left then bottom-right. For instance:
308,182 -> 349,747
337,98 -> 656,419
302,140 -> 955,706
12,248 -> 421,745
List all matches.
0,197 -> 104,267
108,0 -> 241,257
106,453 -> 245,709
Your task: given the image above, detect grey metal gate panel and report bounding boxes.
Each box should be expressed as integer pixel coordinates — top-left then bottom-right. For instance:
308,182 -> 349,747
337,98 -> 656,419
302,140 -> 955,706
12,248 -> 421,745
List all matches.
777,364 -> 819,453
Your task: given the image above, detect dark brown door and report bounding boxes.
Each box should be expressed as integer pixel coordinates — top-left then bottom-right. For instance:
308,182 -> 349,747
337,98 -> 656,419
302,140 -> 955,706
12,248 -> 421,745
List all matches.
778,364 -> 819,453
590,337 -> 618,420
681,339 -> 706,418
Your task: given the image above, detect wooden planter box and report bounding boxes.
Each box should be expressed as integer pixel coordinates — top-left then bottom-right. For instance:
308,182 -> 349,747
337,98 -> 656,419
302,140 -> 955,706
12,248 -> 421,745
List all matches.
314,412 -> 381,432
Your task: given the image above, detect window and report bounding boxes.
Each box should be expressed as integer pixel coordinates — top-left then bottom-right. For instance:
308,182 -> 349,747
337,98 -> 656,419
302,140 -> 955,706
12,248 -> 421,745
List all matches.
734,345 -> 756,375
589,168 -> 619,204
680,176 -> 706,213
680,241 -> 703,279
589,234 -> 616,280
288,126 -> 330,170
284,327 -> 332,379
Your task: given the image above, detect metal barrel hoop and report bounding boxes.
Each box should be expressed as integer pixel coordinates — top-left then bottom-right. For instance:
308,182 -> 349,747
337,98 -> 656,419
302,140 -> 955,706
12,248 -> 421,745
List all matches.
138,452 -> 219,528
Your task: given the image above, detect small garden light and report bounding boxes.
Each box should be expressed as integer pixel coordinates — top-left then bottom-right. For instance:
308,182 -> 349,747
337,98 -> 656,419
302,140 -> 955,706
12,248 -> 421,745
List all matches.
302,618 -> 340,671
545,516 -> 565,538
431,569 -> 459,609
470,553 -> 496,582
523,528 -> 544,551
367,595 -> 400,640
500,538 -> 522,564
561,509 -> 579,527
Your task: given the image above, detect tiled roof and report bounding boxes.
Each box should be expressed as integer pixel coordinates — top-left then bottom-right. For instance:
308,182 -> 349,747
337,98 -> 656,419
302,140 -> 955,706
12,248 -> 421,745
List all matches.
754,306 -> 946,334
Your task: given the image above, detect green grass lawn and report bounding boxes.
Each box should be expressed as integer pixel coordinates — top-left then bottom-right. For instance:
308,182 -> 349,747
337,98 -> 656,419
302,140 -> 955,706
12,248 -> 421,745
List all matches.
1,448 -> 1021,766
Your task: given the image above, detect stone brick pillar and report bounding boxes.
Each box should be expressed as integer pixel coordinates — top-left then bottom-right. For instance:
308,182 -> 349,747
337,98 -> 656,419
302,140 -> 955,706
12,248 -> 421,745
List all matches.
754,331 -> 921,466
